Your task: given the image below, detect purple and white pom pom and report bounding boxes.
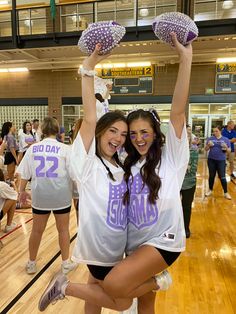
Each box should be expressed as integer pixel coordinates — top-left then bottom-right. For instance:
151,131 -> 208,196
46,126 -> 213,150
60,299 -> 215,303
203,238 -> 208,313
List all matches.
152,12 -> 198,45
78,21 -> 126,55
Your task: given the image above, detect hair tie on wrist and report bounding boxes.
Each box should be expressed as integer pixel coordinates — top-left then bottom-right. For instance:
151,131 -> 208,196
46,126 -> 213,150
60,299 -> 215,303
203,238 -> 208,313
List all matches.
79,67 -> 97,77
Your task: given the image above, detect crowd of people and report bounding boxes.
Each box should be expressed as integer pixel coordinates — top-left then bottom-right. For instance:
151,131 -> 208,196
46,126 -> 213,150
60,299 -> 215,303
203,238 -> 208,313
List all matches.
0,36 -> 235,314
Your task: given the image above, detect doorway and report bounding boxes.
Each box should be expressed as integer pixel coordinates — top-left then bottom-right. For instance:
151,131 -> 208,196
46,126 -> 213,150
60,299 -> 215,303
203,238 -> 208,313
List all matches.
189,114 -> 229,154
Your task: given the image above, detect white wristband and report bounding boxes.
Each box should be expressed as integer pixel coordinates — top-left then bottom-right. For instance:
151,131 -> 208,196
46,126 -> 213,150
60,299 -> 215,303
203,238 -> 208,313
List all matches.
79,67 -> 97,77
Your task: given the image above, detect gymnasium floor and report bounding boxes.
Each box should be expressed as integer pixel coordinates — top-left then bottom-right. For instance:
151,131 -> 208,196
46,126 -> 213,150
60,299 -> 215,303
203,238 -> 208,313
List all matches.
0,159 -> 235,314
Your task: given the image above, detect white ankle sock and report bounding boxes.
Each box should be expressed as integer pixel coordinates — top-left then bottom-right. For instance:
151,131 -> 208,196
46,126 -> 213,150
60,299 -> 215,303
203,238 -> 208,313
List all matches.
61,280 -> 69,296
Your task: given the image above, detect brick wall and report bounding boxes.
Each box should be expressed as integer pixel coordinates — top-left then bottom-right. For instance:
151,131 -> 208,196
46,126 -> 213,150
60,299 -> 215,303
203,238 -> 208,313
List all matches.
0,64 -> 216,121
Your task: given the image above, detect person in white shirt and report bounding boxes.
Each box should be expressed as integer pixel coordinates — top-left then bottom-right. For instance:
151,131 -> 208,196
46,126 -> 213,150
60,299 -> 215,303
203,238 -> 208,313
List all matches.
32,119 -> 42,142
18,117 -> 76,275
18,121 -> 36,163
0,169 -> 18,233
39,44 -> 174,312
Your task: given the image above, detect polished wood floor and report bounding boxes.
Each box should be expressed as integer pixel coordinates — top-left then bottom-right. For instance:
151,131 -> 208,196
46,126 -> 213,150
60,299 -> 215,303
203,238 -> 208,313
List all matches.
0,159 -> 235,314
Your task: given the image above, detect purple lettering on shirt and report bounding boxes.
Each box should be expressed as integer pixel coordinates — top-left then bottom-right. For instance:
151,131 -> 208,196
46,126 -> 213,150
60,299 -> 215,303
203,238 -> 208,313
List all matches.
128,173 -> 158,229
106,179 -> 127,230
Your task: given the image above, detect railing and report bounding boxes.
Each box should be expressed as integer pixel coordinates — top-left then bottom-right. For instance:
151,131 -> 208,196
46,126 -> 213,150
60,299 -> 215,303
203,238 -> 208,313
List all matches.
0,0 -> 235,38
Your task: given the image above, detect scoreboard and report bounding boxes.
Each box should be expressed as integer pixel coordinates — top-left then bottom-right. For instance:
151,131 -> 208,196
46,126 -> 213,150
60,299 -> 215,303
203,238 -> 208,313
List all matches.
215,63 -> 236,93
99,66 -> 154,95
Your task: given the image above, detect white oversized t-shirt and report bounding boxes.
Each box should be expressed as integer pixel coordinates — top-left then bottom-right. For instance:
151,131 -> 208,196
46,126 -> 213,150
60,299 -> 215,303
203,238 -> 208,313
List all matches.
126,122 -> 189,255
0,182 -> 18,214
70,133 -> 127,266
17,138 -> 72,210
19,133 -> 35,152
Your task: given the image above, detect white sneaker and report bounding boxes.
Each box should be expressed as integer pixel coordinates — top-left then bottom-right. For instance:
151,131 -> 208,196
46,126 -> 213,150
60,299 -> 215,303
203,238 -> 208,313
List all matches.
26,261 -> 37,274
4,222 -> 17,233
205,190 -> 212,197
154,270 -> 172,291
224,193 -> 232,200
61,260 -> 77,274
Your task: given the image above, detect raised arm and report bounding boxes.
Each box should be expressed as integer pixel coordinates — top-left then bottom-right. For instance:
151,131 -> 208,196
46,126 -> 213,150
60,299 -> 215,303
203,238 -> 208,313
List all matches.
170,33 -> 193,138
79,44 -> 109,152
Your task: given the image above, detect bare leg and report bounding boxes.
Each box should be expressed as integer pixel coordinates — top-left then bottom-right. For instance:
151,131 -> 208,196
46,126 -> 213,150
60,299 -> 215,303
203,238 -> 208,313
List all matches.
29,213 -> 50,261
84,273 -> 102,314
138,291 -> 156,314
2,199 -> 16,225
66,281 -> 132,311
7,162 -> 15,181
103,245 -> 168,298
54,212 -> 70,261
64,246 -> 169,310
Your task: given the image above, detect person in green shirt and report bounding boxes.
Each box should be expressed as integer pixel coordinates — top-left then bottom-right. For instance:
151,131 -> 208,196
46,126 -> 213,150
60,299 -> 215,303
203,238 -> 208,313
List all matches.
180,125 -> 199,238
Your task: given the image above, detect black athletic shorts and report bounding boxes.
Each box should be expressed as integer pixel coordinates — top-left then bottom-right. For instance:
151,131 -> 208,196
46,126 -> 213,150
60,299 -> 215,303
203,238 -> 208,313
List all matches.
0,211 -> 4,220
87,264 -> 113,281
4,152 -> 17,165
157,248 -> 181,266
32,206 -> 71,215
87,248 -> 180,281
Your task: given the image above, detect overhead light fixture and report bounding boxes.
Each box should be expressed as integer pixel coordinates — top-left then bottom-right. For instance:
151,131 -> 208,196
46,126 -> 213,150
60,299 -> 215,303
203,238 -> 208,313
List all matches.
222,0 -> 234,9
0,0 -> 8,4
139,8 -> 149,17
0,69 -> 8,72
8,68 -> 29,72
217,57 -> 236,63
92,62 -> 152,69
24,19 -> 33,27
126,62 -> 151,67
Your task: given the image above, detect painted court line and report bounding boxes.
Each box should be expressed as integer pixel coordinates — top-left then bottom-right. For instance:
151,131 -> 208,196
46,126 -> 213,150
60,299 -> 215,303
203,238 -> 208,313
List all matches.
0,218 -> 33,241
0,233 -> 77,314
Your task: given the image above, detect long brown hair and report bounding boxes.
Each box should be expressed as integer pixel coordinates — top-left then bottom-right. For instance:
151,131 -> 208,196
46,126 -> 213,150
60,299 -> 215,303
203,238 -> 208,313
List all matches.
95,110 -> 127,181
123,109 -> 165,204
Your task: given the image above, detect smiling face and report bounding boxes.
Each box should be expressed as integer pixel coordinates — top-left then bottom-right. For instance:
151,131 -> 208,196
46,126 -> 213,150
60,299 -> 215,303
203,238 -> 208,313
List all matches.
129,118 -> 156,159
213,127 -> 221,138
25,122 -> 32,133
99,120 -> 128,161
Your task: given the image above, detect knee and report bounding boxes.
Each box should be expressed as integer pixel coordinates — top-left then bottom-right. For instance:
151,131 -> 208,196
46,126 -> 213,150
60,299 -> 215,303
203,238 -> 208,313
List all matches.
103,275 -> 129,299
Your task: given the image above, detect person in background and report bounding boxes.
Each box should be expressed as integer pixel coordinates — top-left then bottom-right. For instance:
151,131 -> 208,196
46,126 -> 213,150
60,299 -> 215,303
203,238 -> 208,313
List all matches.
221,120 -> 236,181
18,117 -> 76,275
0,140 -> 6,172
53,117 -> 65,143
180,125 -> 199,238
32,119 -> 42,142
205,126 -> 231,199
0,169 -> 18,233
1,122 -> 18,181
18,121 -> 35,164
94,76 -> 113,120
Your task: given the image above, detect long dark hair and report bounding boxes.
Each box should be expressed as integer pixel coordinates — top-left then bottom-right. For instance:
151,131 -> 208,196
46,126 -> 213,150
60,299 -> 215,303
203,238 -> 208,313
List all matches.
1,122 -> 12,138
95,110 -> 127,181
23,121 -> 33,136
123,109 -> 165,204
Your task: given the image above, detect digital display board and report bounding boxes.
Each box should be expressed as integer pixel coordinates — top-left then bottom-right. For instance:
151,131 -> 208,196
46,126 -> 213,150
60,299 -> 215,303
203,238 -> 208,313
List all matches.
99,66 -> 154,95
215,63 -> 236,93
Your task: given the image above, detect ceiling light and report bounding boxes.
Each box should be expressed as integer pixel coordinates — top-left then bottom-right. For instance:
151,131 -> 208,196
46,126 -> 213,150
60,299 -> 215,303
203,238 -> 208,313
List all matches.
113,63 -> 126,68
217,57 -> 236,63
126,62 -> 151,67
8,67 -> 29,72
222,1 -> 234,9
0,69 -> 8,72
0,0 -> 8,4
24,19 -> 33,27
139,8 -> 149,17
